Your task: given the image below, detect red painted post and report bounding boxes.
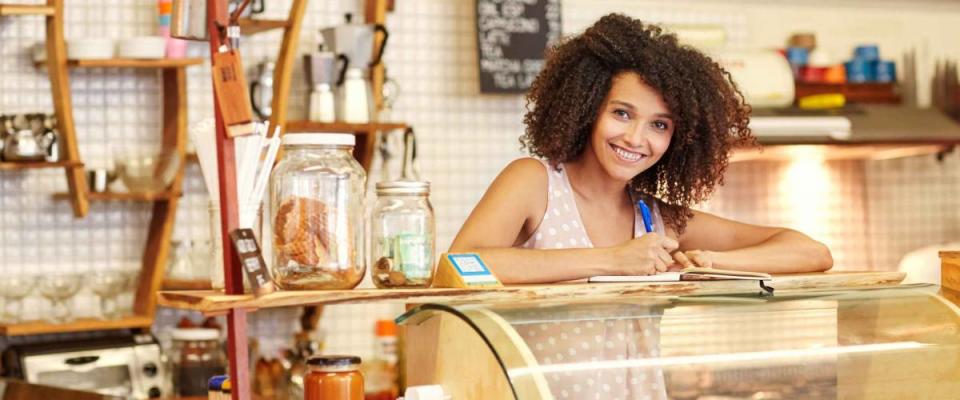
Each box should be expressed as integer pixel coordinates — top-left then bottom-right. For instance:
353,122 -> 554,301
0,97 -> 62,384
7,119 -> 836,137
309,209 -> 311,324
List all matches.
206,0 -> 249,398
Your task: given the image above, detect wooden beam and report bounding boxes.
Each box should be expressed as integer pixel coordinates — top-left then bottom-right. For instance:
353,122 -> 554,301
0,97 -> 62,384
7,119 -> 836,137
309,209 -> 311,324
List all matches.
45,0 -> 88,217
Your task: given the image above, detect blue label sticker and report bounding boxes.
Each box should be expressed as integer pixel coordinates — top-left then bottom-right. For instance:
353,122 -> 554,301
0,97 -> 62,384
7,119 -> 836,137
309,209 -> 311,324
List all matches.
449,254 -> 491,276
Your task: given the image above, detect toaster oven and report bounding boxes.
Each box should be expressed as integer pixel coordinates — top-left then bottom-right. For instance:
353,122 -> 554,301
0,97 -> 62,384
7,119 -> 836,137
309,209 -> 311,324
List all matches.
2,333 -> 167,399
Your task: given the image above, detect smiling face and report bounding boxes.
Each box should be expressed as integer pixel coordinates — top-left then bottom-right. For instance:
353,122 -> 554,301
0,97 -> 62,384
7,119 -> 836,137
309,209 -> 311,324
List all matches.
582,71 -> 675,183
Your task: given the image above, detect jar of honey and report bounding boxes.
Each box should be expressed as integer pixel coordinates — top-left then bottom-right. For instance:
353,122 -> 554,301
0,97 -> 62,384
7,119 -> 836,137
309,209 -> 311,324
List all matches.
304,355 -> 364,400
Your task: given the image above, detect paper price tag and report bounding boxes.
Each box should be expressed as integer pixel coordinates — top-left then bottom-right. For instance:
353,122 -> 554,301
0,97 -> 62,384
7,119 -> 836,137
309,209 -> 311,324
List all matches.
229,228 -> 276,296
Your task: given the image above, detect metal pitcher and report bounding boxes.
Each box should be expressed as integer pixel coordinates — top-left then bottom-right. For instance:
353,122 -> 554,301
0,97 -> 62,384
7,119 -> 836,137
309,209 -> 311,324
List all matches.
320,13 -> 389,69
303,46 -> 349,87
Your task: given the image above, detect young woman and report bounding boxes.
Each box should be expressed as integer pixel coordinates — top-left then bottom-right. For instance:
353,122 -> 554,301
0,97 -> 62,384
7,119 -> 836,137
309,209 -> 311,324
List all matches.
450,14 -> 832,284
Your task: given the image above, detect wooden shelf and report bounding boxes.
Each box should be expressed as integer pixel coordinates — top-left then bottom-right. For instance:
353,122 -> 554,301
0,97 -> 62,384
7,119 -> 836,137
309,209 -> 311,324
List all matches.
163,278 -> 212,291
0,160 -> 81,171
0,315 -> 153,336
0,3 -> 55,16
185,152 -> 198,163
286,120 -> 408,133
238,18 -> 289,35
53,191 -> 179,202
732,143 -> 955,162
158,271 -> 905,314
62,58 -> 203,69
796,82 -> 901,105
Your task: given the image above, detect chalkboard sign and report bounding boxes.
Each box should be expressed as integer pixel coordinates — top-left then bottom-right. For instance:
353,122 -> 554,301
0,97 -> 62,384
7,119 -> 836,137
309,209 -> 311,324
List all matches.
476,0 -> 562,93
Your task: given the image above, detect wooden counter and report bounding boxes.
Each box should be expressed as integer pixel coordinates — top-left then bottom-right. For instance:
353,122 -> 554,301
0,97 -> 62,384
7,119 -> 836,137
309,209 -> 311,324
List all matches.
158,271 -> 906,314
940,251 -> 960,305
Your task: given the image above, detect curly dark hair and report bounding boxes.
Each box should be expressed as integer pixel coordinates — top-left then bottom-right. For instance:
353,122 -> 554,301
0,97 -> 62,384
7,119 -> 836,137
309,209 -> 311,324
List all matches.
520,13 -> 754,234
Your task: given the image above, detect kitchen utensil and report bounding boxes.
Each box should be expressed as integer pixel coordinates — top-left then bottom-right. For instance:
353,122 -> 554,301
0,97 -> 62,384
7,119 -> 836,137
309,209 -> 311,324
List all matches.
303,46 -> 346,87
400,127 -> 420,181
87,168 -> 115,193
250,61 -> 275,119
117,36 -> 166,59
2,114 -> 58,162
320,13 -> 389,69
0,274 -> 37,323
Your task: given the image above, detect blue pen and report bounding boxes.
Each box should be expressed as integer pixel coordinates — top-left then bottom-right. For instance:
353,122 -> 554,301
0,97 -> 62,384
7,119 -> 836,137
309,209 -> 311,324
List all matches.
637,199 -> 654,234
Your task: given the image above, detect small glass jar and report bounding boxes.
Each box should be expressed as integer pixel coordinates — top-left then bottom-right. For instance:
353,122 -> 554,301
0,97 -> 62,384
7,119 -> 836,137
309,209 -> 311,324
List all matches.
270,133 -> 367,290
370,181 -> 436,288
304,355 -> 364,400
169,328 -> 226,397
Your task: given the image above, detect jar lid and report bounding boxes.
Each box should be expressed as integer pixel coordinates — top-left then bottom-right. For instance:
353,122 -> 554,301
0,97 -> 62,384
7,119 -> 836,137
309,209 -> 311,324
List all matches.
282,133 -> 355,147
170,328 -> 220,341
376,180 -> 430,195
307,355 -> 362,367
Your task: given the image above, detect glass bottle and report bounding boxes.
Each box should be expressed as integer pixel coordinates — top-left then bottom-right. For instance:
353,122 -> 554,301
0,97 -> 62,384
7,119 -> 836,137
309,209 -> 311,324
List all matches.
269,133 -> 366,290
304,355 -> 364,400
169,328 -> 226,397
370,181 -> 436,288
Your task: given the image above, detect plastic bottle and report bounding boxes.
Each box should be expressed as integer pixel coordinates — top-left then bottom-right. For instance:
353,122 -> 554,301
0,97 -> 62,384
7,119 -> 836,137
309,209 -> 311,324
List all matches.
363,320 -> 399,400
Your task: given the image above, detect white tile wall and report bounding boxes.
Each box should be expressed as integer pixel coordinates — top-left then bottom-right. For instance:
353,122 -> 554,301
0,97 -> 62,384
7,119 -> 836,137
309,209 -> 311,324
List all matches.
2,0 -> 960,363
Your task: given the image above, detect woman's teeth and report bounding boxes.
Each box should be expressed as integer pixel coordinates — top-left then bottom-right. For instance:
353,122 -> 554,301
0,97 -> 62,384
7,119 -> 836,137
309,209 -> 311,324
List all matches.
613,145 -> 644,162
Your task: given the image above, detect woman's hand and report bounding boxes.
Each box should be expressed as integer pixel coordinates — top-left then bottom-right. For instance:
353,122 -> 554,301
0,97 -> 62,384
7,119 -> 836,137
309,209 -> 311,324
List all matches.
608,234 -> 679,275
672,250 -> 714,269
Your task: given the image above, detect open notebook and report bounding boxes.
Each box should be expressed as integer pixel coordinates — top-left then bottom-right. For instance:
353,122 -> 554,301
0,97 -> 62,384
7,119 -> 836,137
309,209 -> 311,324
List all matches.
588,267 -> 771,283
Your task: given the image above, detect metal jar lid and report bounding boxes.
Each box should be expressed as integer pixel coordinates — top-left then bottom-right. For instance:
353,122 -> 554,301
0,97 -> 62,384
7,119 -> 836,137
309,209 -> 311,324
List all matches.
376,180 -> 430,195
306,355 -> 362,368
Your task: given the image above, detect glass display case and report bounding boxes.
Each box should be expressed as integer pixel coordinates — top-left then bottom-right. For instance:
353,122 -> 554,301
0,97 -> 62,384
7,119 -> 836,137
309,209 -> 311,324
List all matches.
398,284 -> 960,399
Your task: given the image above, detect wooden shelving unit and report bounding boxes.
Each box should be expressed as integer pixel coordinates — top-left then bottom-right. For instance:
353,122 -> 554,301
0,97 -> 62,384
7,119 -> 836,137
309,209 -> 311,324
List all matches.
0,316 -> 154,337
0,160 -> 81,170
54,191 -> 180,202
162,278 -> 213,291
158,271 -> 907,315
732,143 -> 954,163
2,0 -> 88,217
0,3 -> 55,16
65,57 -> 203,69
238,17 -> 289,35
0,1 -> 193,337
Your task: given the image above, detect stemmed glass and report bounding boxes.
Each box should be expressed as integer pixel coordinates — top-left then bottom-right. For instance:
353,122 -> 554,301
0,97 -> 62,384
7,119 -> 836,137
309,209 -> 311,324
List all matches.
0,274 -> 38,323
117,269 -> 140,317
37,273 -> 82,323
90,269 -> 126,320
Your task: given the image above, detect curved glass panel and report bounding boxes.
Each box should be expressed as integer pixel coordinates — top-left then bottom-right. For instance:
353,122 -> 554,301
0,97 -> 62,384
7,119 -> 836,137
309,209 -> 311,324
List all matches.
399,285 -> 960,399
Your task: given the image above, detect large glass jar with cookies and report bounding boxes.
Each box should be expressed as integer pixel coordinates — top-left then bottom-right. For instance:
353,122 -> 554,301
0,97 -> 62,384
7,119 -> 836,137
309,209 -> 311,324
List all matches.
269,133 -> 366,290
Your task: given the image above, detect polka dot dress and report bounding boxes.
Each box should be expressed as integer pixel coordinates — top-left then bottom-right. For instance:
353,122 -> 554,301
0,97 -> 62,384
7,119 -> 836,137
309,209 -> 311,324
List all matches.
518,160 -> 667,399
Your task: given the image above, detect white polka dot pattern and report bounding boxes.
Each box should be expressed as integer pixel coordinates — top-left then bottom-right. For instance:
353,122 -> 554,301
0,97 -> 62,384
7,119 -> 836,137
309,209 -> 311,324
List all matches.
517,160 -> 667,399
521,160 -> 654,250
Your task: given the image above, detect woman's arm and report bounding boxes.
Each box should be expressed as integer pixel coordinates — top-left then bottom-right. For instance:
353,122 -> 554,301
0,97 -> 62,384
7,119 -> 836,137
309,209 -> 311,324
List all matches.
449,158 -> 677,283
677,210 -> 833,273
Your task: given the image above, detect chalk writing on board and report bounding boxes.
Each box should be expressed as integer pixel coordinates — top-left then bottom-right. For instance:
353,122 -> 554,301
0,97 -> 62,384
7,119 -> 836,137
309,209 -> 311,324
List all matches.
476,0 -> 561,93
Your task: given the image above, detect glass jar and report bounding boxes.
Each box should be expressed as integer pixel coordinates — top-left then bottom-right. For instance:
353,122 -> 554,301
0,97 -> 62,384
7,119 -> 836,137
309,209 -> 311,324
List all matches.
304,355 -> 364,400
270,133 -> 367,290
169,328 -> 226,397
370,181 -> 436,288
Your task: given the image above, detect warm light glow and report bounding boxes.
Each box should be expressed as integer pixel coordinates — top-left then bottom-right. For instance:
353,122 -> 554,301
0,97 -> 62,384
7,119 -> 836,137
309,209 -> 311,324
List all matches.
779,152 -> 831,243
508,341 -> 928,377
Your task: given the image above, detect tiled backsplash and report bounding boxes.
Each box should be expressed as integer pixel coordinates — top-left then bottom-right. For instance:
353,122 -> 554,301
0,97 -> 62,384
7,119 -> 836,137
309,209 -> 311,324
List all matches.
2,0 -> 960,360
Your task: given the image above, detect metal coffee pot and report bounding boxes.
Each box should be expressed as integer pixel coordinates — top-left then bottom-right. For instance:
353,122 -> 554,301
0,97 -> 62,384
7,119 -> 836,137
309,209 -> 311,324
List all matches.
249,61 -> 275,119
1,114 -> 58,162
319,13 -> 389,72
303,45 -> 348,87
